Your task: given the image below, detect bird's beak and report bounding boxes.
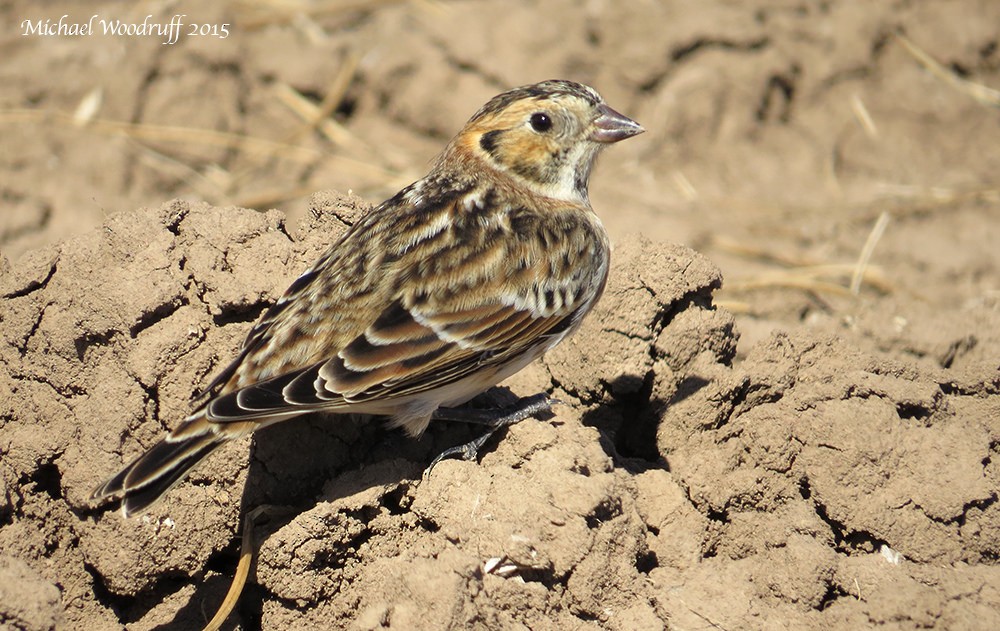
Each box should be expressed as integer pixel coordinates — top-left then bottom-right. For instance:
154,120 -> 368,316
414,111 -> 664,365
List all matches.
590,104 -> 644,143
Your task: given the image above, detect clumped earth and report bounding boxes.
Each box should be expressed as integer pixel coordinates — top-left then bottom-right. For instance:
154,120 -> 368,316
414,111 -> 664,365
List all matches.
2,1 -> 999,630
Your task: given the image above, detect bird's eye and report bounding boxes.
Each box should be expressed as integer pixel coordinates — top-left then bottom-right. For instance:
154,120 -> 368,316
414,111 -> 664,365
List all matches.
529,112 -> 552,133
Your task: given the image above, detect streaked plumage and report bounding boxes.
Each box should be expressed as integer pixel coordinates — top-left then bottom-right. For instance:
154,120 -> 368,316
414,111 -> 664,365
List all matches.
92,80 -> 643,516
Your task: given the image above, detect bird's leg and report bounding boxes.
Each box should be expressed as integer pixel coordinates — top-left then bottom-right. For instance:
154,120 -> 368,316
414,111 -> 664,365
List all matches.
424,393 -> 557,475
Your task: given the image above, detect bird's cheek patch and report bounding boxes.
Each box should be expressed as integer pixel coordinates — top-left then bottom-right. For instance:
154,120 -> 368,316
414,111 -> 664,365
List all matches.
479,129 -> 503,158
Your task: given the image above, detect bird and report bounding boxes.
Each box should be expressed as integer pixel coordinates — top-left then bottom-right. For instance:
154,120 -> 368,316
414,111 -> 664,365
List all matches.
91,79 -> 644,517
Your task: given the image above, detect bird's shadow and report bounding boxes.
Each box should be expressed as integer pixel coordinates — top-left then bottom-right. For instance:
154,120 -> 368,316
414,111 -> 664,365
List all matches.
578,374 -> 671,471
152,386 -> 553,629
577,371 -> 716,474
153,373 -> 710,629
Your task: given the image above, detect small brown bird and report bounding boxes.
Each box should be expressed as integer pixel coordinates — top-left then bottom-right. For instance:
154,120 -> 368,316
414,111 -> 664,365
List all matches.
92,80 -> 643,516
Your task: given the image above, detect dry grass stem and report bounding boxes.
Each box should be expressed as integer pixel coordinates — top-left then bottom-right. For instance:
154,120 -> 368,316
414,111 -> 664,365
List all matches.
1,108 -> 323,163
851,211 -> 890,295
672,170 -> 699,200
864,185 -> 1000,221
850,94 -> 878,138
727,263 -> 892,295
274,81 -> 358,148
714,299 -> 753,315
271,50 -> 361,148
316,52 -> 361,123
129,141 -> 231,202
201,508 -> 262,631
1,104 -> 410,201
895,33 -> 1000,108
73,88 -> 103,126
709,234 -> 820,268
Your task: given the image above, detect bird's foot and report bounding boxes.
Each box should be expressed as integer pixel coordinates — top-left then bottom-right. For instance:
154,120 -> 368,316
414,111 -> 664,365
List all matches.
423,393 -> 559,477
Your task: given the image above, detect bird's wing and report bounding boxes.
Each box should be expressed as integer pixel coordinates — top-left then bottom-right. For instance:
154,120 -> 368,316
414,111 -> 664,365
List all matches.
204,292 -> 586,422
195,248 -> 345,399
197,189 -> 608,423
207,225 -> 608,422
196,198 -> 401,399
199,200 -> 607,423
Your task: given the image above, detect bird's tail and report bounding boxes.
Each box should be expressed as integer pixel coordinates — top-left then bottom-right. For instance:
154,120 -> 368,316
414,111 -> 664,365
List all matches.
92,410 -> 228,517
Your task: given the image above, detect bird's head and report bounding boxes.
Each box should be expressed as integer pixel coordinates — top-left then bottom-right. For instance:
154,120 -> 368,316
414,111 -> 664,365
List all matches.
446,80 -> 644,204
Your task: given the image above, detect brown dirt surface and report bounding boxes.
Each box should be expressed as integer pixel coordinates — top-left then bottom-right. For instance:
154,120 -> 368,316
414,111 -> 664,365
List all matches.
2,1 -> 999,630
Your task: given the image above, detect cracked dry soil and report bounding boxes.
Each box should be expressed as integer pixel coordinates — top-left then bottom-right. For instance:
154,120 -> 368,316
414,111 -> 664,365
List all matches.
2,194 -> 998,630
3,1 -> 1000,630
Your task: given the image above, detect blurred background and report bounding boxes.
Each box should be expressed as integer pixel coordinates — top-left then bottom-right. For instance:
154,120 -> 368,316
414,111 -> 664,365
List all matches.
3,0 -> 998,357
